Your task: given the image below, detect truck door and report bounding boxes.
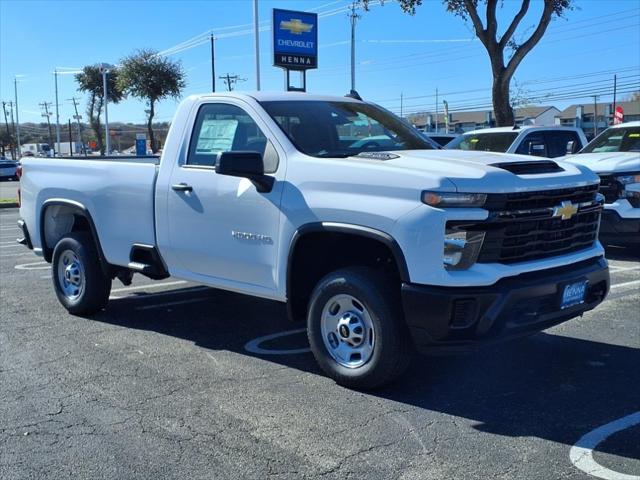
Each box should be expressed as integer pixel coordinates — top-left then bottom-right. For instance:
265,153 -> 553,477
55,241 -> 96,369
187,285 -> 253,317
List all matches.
164,102 -> 284,294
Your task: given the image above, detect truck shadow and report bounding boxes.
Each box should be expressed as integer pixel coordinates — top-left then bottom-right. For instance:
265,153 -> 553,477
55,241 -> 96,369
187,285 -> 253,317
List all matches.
96,286 -> 639,460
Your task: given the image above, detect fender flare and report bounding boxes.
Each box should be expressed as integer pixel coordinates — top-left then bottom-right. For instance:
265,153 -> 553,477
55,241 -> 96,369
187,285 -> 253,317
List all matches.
39,199 -> 110,274
285,222 -> 410,320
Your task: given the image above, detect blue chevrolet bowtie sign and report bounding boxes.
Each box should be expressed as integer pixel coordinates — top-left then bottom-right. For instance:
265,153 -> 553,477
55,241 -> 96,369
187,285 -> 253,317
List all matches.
273,8 -> 318,70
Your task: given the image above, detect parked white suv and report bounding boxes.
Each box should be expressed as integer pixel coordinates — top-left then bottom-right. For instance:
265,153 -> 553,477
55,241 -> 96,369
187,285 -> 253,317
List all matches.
564,121 -> 640,246
445,126 -> 588,158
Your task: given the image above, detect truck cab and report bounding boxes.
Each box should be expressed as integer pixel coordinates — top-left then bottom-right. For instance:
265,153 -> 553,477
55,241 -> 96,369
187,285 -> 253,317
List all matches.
445,125 -> 587,158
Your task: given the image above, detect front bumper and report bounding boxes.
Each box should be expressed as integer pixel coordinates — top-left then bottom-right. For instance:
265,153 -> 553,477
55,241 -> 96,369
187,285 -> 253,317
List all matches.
402,256 -> 609,354
600,210 -> 640,245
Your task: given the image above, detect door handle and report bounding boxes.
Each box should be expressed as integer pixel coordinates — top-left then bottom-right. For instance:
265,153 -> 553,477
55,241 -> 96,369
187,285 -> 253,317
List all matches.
171,183 -> 193,192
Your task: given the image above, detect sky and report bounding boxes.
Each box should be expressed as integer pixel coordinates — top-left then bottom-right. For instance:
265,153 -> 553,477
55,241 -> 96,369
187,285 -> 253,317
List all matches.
1,0 -> 639,126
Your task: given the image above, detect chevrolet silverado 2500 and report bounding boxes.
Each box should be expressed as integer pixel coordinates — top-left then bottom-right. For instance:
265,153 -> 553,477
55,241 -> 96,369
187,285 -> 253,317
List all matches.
17,92 -> 610,389
564,121 -> 640,246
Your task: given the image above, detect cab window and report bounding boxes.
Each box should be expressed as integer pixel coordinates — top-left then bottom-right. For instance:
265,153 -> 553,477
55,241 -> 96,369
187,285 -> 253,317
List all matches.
187,103 -> 277,171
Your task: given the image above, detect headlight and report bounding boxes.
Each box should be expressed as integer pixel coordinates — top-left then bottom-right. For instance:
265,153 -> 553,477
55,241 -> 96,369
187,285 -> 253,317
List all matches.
615,172 -> 640,207
422,191 -> 487,207
615,173 -> 640,185
444,229 -> 485,270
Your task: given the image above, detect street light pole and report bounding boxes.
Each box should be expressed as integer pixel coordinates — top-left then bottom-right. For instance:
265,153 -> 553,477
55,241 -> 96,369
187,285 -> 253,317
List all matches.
349,2 -> 360,93
210,33 -> 216,92
14,77 -> 21,158
101,65 -> 111,155
54,70 -> 61,156
253,0 -> 261,90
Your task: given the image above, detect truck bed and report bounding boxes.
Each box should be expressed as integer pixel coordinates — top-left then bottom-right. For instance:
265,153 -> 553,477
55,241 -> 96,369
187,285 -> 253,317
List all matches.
20,156 -> 160,268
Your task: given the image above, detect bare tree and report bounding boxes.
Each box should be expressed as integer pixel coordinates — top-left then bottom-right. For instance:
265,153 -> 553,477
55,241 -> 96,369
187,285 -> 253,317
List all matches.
362,0 -> 573,125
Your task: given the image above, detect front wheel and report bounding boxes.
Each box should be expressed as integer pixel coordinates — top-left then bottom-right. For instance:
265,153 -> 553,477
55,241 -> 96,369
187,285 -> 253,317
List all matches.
307,267 -> 411,390
52,232 -> 111,315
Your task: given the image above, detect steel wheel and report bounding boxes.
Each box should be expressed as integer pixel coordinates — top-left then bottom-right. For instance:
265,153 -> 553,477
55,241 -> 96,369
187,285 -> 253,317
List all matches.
320,294 -> 375,368
57,250 -> 85,301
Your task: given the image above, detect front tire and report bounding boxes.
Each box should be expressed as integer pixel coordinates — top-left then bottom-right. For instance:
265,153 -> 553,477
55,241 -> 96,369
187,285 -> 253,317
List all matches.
307,267 -> 411,390
52,232 -> 111,315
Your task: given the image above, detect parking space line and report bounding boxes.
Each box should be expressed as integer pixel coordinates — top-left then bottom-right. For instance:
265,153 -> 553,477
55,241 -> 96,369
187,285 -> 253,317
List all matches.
0,244 -> 23,248
609,265 -> 640,272
244,328 -> 311,355
110,280 -> 189,295
569,411 -> 640,480
610,279 -> 640,290
135,297 -> 210,311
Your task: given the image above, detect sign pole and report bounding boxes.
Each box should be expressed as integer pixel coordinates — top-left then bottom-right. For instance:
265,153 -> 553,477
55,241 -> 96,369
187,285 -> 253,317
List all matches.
254,0 -> 261,91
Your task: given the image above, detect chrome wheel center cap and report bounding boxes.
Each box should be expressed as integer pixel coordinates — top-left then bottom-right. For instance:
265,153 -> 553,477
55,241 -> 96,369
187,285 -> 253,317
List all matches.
336,313 -> 365,347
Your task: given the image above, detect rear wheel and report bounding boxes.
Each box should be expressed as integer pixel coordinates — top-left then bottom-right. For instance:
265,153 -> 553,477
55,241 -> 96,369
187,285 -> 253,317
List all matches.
307,267 -> 411,390
52,232 -> 111,315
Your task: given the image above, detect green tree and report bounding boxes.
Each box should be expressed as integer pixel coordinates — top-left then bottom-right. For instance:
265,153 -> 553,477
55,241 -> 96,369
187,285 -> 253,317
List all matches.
118,49 -> 186,153
75,65 -> 124,155
362,0 -> 573,126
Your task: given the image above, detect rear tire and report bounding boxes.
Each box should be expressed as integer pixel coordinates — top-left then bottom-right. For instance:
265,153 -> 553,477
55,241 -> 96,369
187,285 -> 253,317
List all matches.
52,232 -> 111,315
307,267 -> 411,390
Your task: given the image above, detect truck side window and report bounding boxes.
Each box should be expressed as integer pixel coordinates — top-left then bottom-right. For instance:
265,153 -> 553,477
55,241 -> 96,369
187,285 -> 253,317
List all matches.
187,103 -> 277,172
516,134 -> 547,157
545,131 -> 582,157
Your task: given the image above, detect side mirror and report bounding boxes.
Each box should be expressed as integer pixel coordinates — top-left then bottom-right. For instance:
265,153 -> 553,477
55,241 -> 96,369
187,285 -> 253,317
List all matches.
215,151 -> 273,193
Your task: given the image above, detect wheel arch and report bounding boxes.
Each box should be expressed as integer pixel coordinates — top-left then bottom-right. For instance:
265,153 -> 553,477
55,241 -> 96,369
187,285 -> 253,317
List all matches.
285,222 -> 409,322
40,199 -> 110,275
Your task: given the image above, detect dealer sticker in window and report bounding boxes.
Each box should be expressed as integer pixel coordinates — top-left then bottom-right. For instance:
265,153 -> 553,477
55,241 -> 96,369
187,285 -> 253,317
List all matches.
560,280 -> 588,309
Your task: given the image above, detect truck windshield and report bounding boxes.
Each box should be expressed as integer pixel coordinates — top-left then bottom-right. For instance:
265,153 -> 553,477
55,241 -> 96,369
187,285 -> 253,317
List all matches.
580,126 -> 640,153
446,132 -> 518,153
259,100 -> 434,158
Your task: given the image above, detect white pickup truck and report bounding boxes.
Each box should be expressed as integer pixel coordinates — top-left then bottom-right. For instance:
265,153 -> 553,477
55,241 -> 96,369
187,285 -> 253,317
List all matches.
445,125 -> 588,158
17,92 -> 610,389
564,121 -> 640,246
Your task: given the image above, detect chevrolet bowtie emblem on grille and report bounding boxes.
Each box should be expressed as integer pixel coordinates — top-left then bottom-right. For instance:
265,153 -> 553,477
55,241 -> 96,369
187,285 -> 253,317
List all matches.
280,19 -> 314,35
553,200 -> 579,220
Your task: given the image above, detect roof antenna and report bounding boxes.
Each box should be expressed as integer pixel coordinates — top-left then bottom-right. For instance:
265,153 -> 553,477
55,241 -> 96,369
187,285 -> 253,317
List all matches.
346,89 -> 362,101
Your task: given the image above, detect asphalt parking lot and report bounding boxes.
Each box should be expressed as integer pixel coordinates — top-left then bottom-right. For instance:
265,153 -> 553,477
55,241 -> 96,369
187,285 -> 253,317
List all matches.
1,207 -> 638,480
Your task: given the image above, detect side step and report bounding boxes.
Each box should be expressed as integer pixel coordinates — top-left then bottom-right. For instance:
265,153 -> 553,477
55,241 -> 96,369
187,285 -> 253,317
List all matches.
128,244 -> 170,280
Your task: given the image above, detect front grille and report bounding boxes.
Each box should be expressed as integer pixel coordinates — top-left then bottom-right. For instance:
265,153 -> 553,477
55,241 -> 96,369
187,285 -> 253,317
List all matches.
452,184 -> 602,264
597,174 -> 620,203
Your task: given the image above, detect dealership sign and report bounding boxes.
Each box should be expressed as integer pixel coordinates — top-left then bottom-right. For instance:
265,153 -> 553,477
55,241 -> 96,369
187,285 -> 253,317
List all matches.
273,8 -> 318,70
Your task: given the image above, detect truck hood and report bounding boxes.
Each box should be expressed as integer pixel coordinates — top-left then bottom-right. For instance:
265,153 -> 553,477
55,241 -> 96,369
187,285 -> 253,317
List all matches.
562,152 -> 640,174
371,149 -> 599,193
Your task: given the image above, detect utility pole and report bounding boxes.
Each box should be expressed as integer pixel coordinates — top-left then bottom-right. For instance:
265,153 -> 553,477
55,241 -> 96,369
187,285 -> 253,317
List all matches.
348,2 -> 360,94
612,74 -> 617,125
8,102 -> 17,157
2,101 -> 14,160
69,97 -> 86,155
435,88 -> 439,133
39,102 -> 54,153
14,77 -> 21,158
253,0 -> 261,90
219,74 -> 246,92
68,119 -> 73,155
592,95 -> 599,139
210,33 -> 216,92
54,70 -> 61,156
100,64 -> 113,155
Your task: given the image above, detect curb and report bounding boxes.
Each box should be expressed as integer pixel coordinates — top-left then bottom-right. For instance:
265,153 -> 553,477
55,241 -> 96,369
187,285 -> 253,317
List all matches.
0,203 -> 19,209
